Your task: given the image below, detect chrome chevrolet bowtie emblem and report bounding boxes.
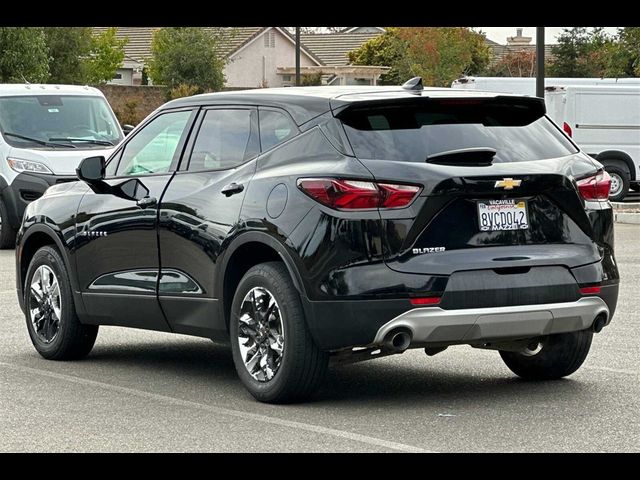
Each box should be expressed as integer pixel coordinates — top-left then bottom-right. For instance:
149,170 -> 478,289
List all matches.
494,178 -> 522,190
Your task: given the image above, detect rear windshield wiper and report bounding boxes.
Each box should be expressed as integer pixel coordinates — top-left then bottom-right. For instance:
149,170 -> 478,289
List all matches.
426,147 -> 496,166
3,132 -> 72,148
49,137 -> 114,146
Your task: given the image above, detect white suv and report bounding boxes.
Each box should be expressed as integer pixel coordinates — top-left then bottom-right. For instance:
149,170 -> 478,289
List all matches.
0,84 -> 123,248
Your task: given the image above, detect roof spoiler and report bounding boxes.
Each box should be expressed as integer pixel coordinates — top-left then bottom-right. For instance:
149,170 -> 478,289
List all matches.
335,94 -> 547,127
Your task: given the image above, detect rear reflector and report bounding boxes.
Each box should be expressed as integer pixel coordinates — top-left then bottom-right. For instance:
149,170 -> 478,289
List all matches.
580,286 -> 602,295
577,170 -> 612,201
563,122 -> 573,137
297,178 -> 420,210
410,297 -> 441,306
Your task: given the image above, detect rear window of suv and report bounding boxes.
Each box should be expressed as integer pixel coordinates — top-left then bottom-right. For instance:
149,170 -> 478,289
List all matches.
339,100 -> 578,163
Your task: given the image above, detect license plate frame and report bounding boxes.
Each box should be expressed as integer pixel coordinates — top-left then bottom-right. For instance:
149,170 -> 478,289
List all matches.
477,199 -> 529,232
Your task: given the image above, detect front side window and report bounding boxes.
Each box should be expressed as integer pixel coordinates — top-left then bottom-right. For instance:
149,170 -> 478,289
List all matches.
0,95 -> 123,150
259,109 -> 297,152
188,109 -> 258,171
116,110 -> 191,176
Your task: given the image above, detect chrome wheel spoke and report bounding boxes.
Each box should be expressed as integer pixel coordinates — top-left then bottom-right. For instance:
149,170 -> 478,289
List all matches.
245,349 -> 262,373
268,334 -> 284,354
30,284 -> 44,303
41,267 -> 52,293
237,286 -> 285,383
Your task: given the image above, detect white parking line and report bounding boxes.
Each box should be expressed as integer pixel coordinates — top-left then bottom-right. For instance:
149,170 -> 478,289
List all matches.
0,361 -> 434,453
585,365 -> 638,376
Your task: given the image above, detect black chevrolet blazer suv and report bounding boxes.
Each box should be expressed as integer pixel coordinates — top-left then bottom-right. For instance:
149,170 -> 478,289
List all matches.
15,80 -> 620,403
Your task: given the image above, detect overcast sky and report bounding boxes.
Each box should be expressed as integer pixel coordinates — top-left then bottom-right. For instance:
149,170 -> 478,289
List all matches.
478,27 -> 620,44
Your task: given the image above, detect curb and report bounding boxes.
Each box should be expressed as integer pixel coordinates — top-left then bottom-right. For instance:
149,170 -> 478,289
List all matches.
611,201 -> 640,210
615,212 -> 640,224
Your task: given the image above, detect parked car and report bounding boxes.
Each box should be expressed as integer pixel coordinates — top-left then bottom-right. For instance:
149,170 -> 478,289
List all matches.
0,84 -> 123,248
545,85 -> 640,201
15,80 -> 619,403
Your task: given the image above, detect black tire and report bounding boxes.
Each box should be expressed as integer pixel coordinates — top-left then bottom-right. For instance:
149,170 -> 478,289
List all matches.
230,262 -> 329,403
24,246 -> 98,360
499,330 -> 593,380
0,198 -> 16,249
603,164 -> 630,202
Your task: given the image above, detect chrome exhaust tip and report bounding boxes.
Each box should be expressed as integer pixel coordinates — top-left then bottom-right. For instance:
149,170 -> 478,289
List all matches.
383,329 -> 412,353
592,313 -> 608,333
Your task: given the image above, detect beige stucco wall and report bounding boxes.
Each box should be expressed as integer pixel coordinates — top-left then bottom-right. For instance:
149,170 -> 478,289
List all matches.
224,29 -> 317,89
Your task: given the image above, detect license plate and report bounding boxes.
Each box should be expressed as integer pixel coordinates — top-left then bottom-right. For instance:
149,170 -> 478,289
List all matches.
477,199 -> 529,232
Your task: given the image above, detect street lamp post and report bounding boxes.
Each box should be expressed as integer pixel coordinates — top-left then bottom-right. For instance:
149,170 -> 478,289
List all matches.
536,27 -> 545,98
295,27 -> 301,86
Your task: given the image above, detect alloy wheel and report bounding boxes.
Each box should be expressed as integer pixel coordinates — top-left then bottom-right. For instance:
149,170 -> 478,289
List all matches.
28,265 -> 62,344
237,287 -> 285,382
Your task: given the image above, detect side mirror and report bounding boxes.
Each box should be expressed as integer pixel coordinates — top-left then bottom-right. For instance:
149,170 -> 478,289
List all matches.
122,124 -> 135,136
115,178 -> 149,202
77,156 -> 105,184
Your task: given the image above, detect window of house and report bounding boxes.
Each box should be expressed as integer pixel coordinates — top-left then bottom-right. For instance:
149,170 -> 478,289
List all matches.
264,31 -> 276,48
188,109 -> 259,171
259,109 -> 297,152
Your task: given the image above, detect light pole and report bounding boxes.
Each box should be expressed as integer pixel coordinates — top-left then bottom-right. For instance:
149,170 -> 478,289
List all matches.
295,27 -> 301,86
536,27 -> 545,98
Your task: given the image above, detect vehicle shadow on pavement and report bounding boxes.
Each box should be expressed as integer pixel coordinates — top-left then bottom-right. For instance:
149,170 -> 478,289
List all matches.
80,339 -> 589,406
318,362 -> 589,406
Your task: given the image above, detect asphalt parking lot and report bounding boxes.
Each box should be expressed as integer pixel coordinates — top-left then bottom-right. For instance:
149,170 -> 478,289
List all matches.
1,225 -> 639,453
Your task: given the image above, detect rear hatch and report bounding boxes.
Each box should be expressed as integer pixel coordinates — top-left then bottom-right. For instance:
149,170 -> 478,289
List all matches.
334,93 -> 603,306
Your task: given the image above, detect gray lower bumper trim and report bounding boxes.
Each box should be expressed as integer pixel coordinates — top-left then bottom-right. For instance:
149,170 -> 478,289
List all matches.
373,297 -> 609,346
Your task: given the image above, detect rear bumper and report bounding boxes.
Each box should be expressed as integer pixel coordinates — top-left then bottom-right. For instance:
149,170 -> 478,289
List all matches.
303,283 -> 618,351
372,296 -> 610,347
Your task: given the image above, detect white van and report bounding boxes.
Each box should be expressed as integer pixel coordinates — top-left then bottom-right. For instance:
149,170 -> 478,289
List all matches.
0,84 -> 123,247
545,85 -> 640,201
451,76 -> 640,96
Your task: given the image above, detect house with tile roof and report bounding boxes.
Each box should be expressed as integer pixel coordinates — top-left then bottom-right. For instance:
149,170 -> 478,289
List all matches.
487,28 -> 555,66
94,27 -> 388,89
94,27 -> 554,89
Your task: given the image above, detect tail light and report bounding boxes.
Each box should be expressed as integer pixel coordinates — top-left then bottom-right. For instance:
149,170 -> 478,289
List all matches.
563,122 -> 573,137
577,170 -> 611,201
297,178 -> 421,210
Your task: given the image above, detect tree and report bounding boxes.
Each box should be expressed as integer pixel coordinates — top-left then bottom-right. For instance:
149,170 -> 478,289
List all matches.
45,27 -> 127,85
548,27 -> 590,77
148,27 -> 226,93
349,27 -> 491,87
488,50 -> 537,77
348,28 -> 404,84
0,27 -> 49,83
84,27 -> 127,84
44,27 -> 93,84
611,27 -> 640,77
547,27 -> 621,78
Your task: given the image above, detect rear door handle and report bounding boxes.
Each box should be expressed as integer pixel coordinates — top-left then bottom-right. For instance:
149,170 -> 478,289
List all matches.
137,196 -> 158,209
221,182 -> 244,197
